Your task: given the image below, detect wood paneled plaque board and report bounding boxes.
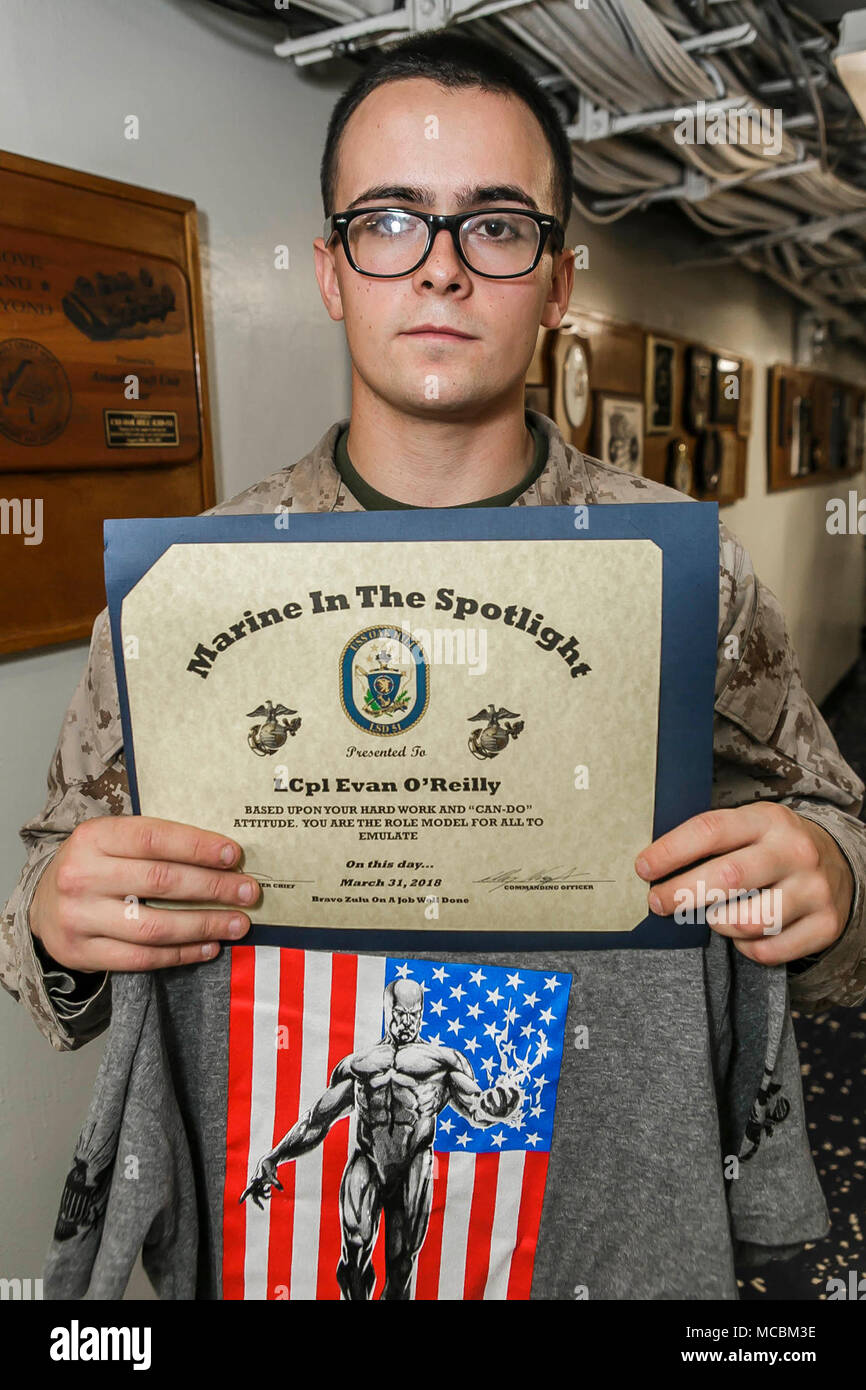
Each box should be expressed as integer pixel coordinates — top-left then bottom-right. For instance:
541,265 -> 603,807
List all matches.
0,150 -> 214,654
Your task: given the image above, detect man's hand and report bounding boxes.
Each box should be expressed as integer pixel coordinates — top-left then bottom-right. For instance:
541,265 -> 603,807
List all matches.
240,1155 -> 283,1208
478,1082 -> 522,1121
29,815 -> 260,973
634,803 -> 855,964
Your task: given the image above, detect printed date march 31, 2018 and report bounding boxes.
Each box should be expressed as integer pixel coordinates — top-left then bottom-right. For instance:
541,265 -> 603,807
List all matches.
340,876 -> 443,888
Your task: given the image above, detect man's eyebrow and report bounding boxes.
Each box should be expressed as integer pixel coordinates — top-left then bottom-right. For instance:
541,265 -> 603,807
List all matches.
344,183 -> 541,212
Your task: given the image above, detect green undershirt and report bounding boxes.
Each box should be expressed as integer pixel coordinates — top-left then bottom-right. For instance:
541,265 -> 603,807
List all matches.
334,415 -> 548,510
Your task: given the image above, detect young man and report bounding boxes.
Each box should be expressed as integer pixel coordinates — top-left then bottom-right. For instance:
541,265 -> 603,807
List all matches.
3,33 -> 866,1300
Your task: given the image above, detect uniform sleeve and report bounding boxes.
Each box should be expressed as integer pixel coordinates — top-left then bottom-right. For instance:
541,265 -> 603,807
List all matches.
713,521 -> 866,1012
0,606 -> 129,1052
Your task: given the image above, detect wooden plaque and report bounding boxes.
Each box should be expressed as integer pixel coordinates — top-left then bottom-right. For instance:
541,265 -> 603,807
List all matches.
0,226 -> 200,467
0,150 -> 214,654
767,363 -> 866,492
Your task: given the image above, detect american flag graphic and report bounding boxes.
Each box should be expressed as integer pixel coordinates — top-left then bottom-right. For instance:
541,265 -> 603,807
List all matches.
222,947 -> 571,1300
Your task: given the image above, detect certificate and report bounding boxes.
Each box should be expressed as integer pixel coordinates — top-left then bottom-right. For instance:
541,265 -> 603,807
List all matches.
104,504 -> 718,951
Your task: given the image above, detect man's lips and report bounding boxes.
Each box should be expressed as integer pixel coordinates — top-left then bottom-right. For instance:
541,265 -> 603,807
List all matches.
401,325 -> 475,339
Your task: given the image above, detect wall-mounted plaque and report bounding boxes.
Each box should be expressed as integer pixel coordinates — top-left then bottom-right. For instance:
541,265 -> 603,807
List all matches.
685,347 -> 712,434
696,429 -> 721,492
645,335 -> 676,433
0,225 -> 200,468
666,437 -> 693,494
0,149 -> 214,654
563,339 -> 590,429
548,328 -> 593,449
595,392 -> 644,475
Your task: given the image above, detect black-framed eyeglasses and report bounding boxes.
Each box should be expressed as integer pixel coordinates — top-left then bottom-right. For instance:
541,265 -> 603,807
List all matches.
323,207 -> 566,279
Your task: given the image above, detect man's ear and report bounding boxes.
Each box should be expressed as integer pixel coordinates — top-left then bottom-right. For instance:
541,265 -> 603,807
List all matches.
313,236 -> 345,324
540,245 -> 575,332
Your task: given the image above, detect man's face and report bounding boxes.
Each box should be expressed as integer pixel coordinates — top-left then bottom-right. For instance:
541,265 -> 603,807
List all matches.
389,1002 -> 423,1045
314,78 -> 574,420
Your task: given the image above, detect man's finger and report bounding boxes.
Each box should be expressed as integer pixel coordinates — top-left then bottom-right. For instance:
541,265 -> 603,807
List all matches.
730,911 -> 842,965
647,841 -> 790,918
69,934 -> 228,972
634,806 -> 775,881
61,900 -> 250,950
74,856 -> 260,909
701,872 -> 833,939
89,815 -> 243,870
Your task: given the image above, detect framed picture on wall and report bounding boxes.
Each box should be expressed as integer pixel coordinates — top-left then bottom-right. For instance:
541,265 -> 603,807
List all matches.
666,437 -> 693,493
594,392 -> 644,475
789,393 -> 814,476
685,346 -> 712,433
645,335 -> 676,433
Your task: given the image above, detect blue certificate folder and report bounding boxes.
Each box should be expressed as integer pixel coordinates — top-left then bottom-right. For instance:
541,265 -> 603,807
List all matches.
104,502 -> 718,952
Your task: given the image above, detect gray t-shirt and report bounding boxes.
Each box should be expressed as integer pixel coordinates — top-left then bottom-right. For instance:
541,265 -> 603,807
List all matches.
42,929 -> 827,1301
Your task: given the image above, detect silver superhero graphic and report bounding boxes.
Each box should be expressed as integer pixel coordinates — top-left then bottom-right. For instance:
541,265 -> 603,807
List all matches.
240,977 -> 521,1299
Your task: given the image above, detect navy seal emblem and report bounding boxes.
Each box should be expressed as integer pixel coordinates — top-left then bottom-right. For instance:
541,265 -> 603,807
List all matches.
341,625 -> 429,736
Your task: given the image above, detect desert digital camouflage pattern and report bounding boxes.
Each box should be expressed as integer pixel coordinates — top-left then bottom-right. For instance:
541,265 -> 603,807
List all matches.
2,409 -> 865,1051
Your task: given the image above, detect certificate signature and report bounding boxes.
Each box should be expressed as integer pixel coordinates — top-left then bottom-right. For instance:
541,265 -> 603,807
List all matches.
472,867 -> 608,894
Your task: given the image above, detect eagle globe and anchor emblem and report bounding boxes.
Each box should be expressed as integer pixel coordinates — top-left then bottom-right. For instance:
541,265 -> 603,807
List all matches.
341,627 -> 429,736
246,700 -> 302,756
467,704 -> 525,760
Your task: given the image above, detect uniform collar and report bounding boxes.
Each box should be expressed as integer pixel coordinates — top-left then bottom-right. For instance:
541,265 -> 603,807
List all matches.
280,409 -> 600,513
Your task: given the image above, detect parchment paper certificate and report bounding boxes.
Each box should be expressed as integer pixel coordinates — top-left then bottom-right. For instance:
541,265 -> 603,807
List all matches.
104,504 -> 718,950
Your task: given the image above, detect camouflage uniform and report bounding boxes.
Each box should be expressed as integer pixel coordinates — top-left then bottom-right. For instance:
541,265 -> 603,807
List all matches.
2,409 -> 864,1053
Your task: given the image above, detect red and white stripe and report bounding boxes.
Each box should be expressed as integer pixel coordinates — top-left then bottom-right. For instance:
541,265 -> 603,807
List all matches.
222,946 -> 549,1300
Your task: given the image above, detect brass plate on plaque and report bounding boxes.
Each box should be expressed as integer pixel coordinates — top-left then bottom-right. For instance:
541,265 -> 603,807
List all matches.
104,409 -> 180,447
0,223 -> 200,469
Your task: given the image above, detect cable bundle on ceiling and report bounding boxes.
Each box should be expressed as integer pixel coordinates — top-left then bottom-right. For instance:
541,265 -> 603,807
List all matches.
486,0 -> 866,341
199,0 -> 866,343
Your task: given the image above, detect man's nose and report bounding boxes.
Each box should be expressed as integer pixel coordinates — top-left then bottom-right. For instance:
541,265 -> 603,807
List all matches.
420,226 -> 465,280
